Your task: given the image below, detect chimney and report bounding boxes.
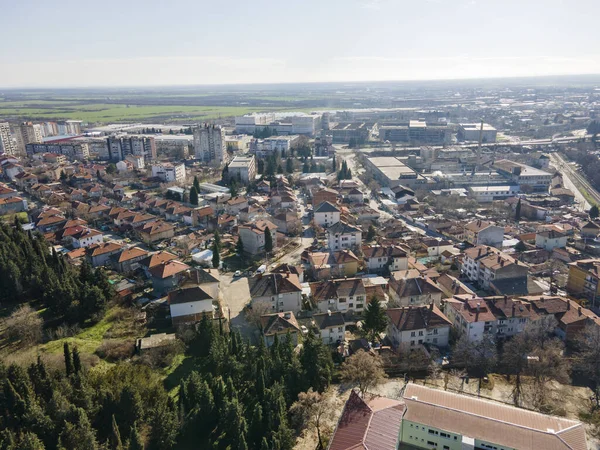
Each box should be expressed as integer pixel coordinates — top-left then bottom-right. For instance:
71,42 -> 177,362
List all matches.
504,295 -> 508,305
512,303 -> 516,317
541,297 -> 545,303
476,302 -> 481,321
196,269 -> 200,284
429,302 -> 434,311
579,306 -> 582,316
327,309 -> 332,316
567,301 -> 571,310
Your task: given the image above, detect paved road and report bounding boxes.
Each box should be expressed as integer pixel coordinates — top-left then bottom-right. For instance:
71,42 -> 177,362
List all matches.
220,273 -> 255,338
550,153 -> 596,210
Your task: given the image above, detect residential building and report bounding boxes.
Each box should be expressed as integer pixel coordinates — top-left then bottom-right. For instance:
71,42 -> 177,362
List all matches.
86,242 -> 124,267
580,221 -> 600,239
168,286 -> 215,326
566,258 -> 600,300
0,197 -> 27,215
149,260 -> 190,294
249,273 -> 303,312
16,122 -> 43,153
326,221 -> 362,252
111,247 -> 149,273
388,274 -> 444,307
535,230 -> 568,251
260,312 -> 301,347
0,122 -> 18,156
107,135 -> 156,161
312,187 -> 338,207
238,220 -> 278,255
249,135 -> 300,157
462,246 -> 528,289
463,220 -> 504,248
313,201 -> 341,228
193,124 -> 226,166
135,220 -> 175,244
151,163 -> 186,183
227,155 -> 256,184
307,250 -> 360,280
330,122 -> 372,144
310,278 -> 367,313
363,245 -> 409,273
312,311 -> 345,344
457,122 -> 498,142
386,304 -> 452,350
70,228 -> 103,248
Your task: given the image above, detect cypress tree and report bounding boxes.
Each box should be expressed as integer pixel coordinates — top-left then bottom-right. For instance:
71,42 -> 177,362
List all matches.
264,227 -> 273,254
111,415 -> 124,450
128,423 -> 144,450
64,342 -> 73,377
515,198 -> 522,221
72,347 -> 81,375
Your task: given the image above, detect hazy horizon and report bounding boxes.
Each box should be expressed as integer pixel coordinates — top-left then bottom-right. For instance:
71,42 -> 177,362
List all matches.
2,0 -> 600,88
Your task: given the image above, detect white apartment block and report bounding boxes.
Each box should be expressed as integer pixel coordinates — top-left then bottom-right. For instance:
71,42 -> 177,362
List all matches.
193,124 -> 226,166
227,155 -> 256,184
326,221 -> 362,252
0,123 -> 18,156
151,163 -> 186,183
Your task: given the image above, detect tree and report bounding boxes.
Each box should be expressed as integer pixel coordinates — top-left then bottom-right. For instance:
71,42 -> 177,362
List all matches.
515,240 -> 527,252
111,415 -> 124,450
4,305 -> 43,346
366,225 -> 376,242
575,324 -> 600,408
72,347 -> 82,375
362,297 -> 387,343
452,334 -> 497,378
515,198 -> 522,221
264,227 -> 273,254
290,388 -> 343,450
245,300 -> 272,332
193,176 -> 200,193
340,350 -> 386,397
348,138 -> 357,148
236,235 -> 245,258
212,230 -> 221,269
189,186 -> 199,206
229,179 -> 239,198
64,342 -> 73,377
60,170 -> 67,182
300,334 -> 333,393
590,205 -> 599,219
285,158 -> 294,174
106,164 -> 117,175
332,154 -> 337,173
128,423 -> 144,450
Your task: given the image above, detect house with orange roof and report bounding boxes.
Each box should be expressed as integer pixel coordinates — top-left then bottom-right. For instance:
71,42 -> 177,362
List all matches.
86,241 -> 124,267
111,246 -> 149,273
135,220 -> 175,244
149,259 -> 190,293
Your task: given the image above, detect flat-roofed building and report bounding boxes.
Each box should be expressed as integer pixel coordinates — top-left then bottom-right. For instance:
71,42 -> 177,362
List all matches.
330,122 -> 373,144
469,185 -> 520,202
379,120 -> 450,145
227,155 -> 256,184
457,122 -> 498,142
493,159 -> 552,193
364,156 -> 423,188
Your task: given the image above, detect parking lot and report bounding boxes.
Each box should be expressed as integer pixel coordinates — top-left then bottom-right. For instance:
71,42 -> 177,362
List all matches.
220,273 -> 255,339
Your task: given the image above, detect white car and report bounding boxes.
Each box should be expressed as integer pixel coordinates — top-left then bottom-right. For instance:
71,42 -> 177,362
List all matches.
234,270 -> 241,277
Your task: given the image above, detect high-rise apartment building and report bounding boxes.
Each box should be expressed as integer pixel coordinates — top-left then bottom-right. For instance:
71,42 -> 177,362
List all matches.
0,122 -> 18,156
16,122 -> 43,154
193,124 -> 226,166
107,135 -> 157,161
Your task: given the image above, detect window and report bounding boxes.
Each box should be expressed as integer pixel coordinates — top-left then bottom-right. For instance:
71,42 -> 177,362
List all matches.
433,328 -> 438,335
419,330 -> 424,336
411,331 -> 416,337
440,432 -> 450,439
410,341 -> 415,346
418,339 -> 423,344
349,303 -> 354,308
427,442 -> 437,447
338,327 -> 343,332
433,338 -> 438,344
356,304 -> 363,309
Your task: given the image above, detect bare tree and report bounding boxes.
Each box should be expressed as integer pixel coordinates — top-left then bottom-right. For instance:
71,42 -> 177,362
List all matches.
575,324 -> 600,408
452,334 -> 497,377
290,387 -> 343,450
340,350 -> 387,397
4,305 -> 43,347
244,300 -> 273,332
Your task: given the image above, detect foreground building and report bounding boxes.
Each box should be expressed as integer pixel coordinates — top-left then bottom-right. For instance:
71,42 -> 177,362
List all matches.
329,384 -> 587,450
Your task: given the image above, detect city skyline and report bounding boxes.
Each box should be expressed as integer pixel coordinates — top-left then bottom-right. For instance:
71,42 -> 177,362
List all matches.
2,0 -> 600,88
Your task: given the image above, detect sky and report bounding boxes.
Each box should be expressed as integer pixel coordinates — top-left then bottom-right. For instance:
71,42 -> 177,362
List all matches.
1,0 -> 600,88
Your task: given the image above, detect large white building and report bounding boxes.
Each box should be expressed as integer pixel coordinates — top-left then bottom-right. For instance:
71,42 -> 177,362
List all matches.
249,135 -> 300,157
0,123 -> 18,156
151,163 -> 186,183
193,124 -> 226,166
326,221 -> 362,251
457,123 -> 498,143
107,135 -> 156,161
227,155 -> 256,184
